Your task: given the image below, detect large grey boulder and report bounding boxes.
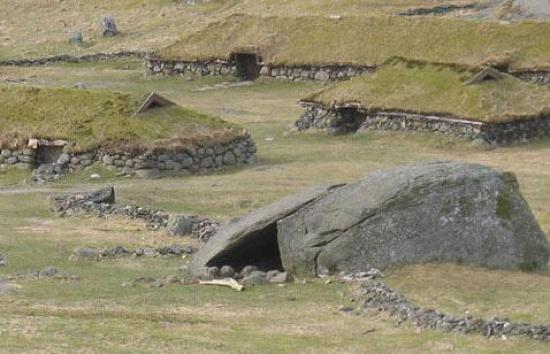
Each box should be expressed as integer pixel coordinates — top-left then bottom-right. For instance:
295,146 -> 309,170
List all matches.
187,184 -> 342,277
278,161 -> 549,276
188,162 -> 549,278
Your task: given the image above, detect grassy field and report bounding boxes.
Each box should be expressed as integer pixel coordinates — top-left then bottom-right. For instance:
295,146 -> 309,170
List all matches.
0,0 -> 501,62
157,14 -> 550,70
303,62 -> 550,123
0,84 -> 241,152
0,62 -> 549,352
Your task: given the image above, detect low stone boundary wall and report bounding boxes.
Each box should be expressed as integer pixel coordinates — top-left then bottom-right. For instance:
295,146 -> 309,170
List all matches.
352,277 -> 550,342
146,59 -> 374,81
2,134 -> 256,181
296,105 -> 550,145
513,71 -> 550,87
0,51 -> 148,66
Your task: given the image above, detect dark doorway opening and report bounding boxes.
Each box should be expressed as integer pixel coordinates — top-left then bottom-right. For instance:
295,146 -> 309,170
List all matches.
234,53 -> 261,81
36,145 -> 64,165
207,222 -> 283,272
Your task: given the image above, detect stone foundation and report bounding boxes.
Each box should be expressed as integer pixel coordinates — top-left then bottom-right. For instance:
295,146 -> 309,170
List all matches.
296,104 -> 550,145
0,148 -> 35,170
513,71 -> 550,87
0,51 -> 148,66
146,59 -> 374,82
2,134 -> 256,181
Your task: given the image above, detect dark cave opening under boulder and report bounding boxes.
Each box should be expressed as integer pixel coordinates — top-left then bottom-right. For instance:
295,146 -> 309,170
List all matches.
206,222 -> 283,272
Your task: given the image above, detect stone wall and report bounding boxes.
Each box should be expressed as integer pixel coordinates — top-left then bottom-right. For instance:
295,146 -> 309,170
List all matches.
3,135 -> 256,181
0,51 -> 148,66
146,59 -> 374,82
0,148 -> 35,170
513,71 -> 550,87
296,104 -> 550,145
352,275 -> 550,342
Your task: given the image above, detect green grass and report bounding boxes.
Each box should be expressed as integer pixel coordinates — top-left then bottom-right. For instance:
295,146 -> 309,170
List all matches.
1,62 -> 550,352
302,62 -> 550,123
157,14 -> 550,70
0,0 -> 492,62
0,84 -> 242,152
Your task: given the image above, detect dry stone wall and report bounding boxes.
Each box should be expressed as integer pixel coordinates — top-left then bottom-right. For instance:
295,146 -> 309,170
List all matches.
0,51 -> 148,66
146,59 -> 374,81
513,71 -> 550,87
296,105 -> 550,145
2,135 -> 256,182
0,148 -> 35,170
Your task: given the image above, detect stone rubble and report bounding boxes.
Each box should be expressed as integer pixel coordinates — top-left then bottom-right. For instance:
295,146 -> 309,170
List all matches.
2,266 -> 79,281
351,273 -> 550,342
51,186 -> 221,237
192,264 -> 290,286
69,245 -> 197,261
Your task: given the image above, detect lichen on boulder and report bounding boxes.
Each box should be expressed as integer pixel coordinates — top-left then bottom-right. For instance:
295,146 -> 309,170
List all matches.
189,161 -> 549,278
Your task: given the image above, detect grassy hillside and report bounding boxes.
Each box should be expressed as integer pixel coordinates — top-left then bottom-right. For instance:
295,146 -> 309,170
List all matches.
0,0 -> 495,61
0,85 -> 241,152
302,62 -> 550,123
157,14 -> 550,70
0,63 -> 549,352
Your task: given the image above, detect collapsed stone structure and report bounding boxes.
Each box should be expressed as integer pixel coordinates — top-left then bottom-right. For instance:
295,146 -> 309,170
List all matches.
189,161 -> 549,278
296,64 -> 550,145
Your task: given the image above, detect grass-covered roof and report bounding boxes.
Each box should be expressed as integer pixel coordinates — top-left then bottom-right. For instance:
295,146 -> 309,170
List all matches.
301,63 -> 550,124
0,85 -> 243,152
157,14 -> 550,71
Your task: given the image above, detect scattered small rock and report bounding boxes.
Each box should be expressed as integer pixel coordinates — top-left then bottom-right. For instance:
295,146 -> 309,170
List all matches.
267,271 -> 289,284
0,253 -> 5,267
68,31 -> 83,45
100,15 -> 118,36
241,274 -> 268,286
69,245 -> 196,261
0,281 -> 15,295
73,82 -> 87,89
219,265 -> 235,278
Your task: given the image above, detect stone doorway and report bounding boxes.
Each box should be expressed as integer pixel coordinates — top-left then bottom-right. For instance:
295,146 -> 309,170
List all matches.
234,53 -> 261,81
36,145 -> 64,165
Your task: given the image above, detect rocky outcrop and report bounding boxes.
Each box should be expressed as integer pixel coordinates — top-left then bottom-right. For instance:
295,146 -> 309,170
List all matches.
189,162 -> 549,278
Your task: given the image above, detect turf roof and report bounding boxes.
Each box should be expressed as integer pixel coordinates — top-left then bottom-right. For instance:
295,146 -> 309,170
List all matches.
157,14 -> 550,71
0,85 -> 243,152
301,63 -> 550,124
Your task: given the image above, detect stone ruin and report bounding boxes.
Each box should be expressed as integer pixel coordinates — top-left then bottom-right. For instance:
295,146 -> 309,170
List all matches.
189,161 -> 549,278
